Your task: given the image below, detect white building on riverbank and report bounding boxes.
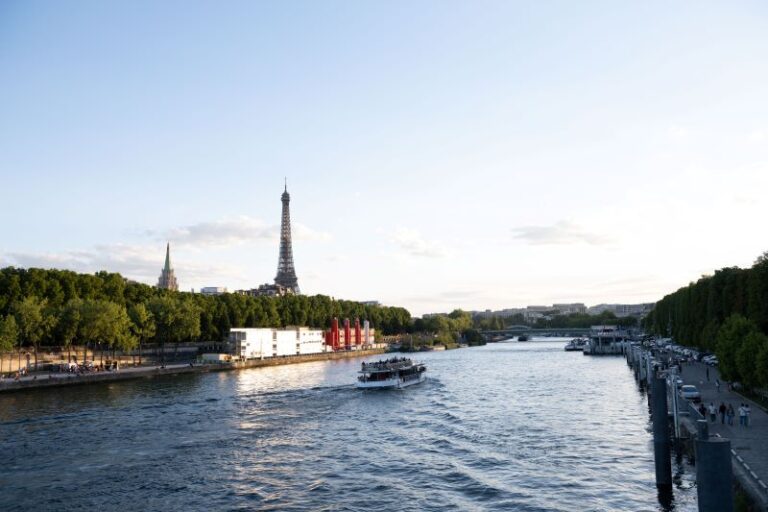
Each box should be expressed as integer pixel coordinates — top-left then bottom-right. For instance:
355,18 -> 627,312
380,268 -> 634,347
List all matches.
229,327 -> 325,360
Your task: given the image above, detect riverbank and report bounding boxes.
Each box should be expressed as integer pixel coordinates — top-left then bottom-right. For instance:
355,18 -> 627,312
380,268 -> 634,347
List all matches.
0,348 -> 385,393
677,361 -> 768,511
627,344 -> 768,511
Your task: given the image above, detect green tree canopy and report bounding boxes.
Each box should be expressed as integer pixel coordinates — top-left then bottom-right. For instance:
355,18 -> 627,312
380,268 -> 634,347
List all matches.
0,315 -> 19,352
715,314 -> 758,381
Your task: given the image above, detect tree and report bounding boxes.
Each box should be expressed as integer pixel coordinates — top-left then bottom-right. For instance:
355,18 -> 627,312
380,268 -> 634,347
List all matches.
736,331 -> 768,390
128,303 -> 155,365
12,296 -> 51,371
79,299 -> 133,366
0,315 -> 19,374
715,314 -> 758,381
56,299 -> 81,363
756,343 -> 768,390
747,255 -> 768,332
148,296 -> 201,363
171,299 -> 200,358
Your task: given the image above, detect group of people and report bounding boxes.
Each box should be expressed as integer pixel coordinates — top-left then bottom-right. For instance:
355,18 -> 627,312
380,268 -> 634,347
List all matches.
702,401 -> 751,427
362,357 -> 410,370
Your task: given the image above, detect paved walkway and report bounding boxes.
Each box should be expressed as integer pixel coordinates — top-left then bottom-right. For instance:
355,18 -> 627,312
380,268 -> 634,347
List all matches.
0,363 -> 196,390
678,360 -> 768,504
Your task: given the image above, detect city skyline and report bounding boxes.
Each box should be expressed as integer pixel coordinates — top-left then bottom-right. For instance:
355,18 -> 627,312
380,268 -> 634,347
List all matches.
2,2 -> 768,316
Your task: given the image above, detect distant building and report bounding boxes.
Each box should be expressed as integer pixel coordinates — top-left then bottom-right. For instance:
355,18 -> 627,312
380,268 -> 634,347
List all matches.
523,310 -> 545,322
200,287 -> 227,296
230,327 -> 325,359
552,303 -> 587,315
360,301 -> 381,307
587,303 -> 654,318
236,283 -> 292,297
469,302 -> 648,322
156,243 -> 178,291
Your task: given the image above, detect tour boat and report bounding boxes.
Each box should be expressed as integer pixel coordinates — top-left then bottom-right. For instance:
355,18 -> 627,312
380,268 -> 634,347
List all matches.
357,357 -> 427,389
564,338 -> 587,351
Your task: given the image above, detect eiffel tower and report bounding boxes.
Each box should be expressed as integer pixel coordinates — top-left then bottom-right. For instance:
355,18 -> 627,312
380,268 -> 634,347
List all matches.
274,181 -> 300,294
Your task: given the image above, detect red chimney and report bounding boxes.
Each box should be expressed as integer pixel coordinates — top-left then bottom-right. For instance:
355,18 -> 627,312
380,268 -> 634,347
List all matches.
344,318 -> 351,350
332,317 -> 340,351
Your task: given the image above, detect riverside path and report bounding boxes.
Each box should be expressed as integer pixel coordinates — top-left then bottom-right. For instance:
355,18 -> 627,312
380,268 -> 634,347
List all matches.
679,359 -> 768,509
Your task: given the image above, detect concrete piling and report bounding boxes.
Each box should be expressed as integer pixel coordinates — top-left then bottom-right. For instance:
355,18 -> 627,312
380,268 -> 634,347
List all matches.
696,437 -> 734,512
651,376 -> 672,490
696,419 -> 708,441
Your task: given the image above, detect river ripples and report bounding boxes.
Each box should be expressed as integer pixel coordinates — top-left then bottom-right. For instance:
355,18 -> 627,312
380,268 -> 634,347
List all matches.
0,341 -> 697,511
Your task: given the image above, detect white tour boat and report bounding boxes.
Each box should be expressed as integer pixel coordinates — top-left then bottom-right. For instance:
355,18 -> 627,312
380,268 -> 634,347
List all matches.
357,357 -> 427,389
564,338 -> 587,351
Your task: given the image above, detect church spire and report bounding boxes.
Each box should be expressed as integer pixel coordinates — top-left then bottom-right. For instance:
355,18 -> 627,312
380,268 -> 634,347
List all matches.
157,242 -> 179,291
164,242 -> 171,272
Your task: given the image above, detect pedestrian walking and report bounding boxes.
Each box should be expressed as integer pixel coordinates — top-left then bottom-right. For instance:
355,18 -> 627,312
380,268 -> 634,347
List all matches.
706,366 -> 710,381
745,404 -> 751,427
715,378 -> 720,392
727,404 -> 735,426
719,402 -> 727,424
739,404 -> 746,426
708,402 -> 717,423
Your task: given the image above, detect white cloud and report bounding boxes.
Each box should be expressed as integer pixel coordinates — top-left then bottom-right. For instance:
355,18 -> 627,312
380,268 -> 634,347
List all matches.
389,228 -> 447,258
4,243 -> 243,286
150,216 -> 331,248
511,221 -> 614,246
161,216 -> 276,248
292,223 -> 332,242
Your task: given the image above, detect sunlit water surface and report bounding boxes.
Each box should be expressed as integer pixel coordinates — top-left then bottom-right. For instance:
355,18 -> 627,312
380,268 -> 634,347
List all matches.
0,341 -> 696,511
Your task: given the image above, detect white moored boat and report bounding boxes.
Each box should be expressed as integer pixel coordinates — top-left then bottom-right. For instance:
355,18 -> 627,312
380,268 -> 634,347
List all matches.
357,357 -> 427,389
564,338 -> 587,351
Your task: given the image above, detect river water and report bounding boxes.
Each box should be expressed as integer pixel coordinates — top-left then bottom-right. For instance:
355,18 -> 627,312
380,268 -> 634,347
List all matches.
0,340 -> 697,511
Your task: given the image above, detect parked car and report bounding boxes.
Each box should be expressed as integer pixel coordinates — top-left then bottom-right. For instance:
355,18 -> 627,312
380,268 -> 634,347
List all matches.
680,385 -> 701,403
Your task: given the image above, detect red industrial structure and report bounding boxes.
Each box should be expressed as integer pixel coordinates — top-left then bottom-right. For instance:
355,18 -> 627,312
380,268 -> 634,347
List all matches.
324,317 -> 370,351
325,317 -> 341,351
344,318 -> 352,351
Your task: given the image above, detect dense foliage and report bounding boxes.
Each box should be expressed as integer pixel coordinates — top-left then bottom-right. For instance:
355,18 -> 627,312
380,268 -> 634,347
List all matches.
0,267 -> 412,356
411,309 -> 485,347
644,254 -> 768,348
644,252 -> 768,389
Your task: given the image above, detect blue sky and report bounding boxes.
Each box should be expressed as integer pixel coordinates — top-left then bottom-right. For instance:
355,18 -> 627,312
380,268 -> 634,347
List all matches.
1,1 -> 768,315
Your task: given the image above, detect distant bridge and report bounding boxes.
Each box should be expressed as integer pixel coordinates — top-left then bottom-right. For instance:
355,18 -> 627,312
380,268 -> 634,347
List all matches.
480,327 -> 592,339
